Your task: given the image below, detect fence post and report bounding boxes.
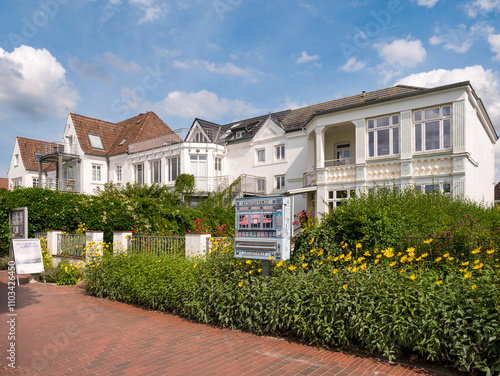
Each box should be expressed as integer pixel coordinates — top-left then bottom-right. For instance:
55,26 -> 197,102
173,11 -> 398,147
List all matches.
46,230 -> 62,256
113,231 -> 133,253
85,231 -> 104,261
185,233 -> 211,258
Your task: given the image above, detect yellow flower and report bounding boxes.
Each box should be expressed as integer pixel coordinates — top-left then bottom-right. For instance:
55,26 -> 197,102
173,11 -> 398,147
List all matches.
423,238 -> 433,244
309,237 -> 315,245
435,257 -> 442,262
436,280 -> 443,285
471,285 -> 477,290
374,259 -> 380,264
301,263 -> 308,268
462,261 -> 470,266
471,248 -> 481,254
356,243 -> 362,249
473,263 -> 484,270
238,281 -> 243,287
288,265 -> 296,271
317,249 -> 324,256
310,248 -> 316,254
339,254 -> 345,259
301,255 -> 305,261
96,262 -> 100,267
246,260 -> 252,264
464,272 -> 472,279
376,254 -> 382,259
341,241 -> 348,249
158,259 -> 161,263
258,268 -> 262,273
421,252 -> 428,258
486,249 -> 495,254
319,261 -> 323,265
360,263 -> 367,270
448,257 -> 455,261
333,257 -> 339,262
410,274 -> 416,280
269,256 -> 274,260
347,266 -> 352,271
443,253 -> 449,258
333,269 -> 338,274
277,259 -> 284,267
357,257 -> 365,263
249,270 -> 253,274
193,263 -> 197,268
389,262 -> 396,267
342,284 -> 348,290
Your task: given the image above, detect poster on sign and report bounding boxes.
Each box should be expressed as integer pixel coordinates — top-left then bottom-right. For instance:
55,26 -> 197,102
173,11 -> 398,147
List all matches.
12,239 -> 44,275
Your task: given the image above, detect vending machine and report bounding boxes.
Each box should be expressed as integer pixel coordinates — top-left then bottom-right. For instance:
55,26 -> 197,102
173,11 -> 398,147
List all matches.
234,196 -> 291,261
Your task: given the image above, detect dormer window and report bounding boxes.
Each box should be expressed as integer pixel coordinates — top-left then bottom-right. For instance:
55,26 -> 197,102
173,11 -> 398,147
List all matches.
88,133 -> 104,150
235,131 -> 245,139
118,137 -> 129,146
193,131 -> 207,143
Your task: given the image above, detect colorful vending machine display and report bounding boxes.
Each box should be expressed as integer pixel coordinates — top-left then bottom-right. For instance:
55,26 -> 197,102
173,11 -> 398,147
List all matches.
234,196 -> 291,261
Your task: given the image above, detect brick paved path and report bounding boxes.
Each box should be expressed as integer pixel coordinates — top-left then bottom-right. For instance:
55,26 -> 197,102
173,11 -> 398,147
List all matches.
0,271 -> 458,376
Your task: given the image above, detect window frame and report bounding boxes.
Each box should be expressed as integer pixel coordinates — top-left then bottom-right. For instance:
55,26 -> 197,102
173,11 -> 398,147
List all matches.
367,114 -> 400,158
214,157 -> 222,172
134,163 -> 144,185
275,175 -> 285,190
87,133 -> 105,150
414,105 -> 452,152
116,164 -> 122,182
275,144 -> 285,160
167,156 -> 180,182
92,164 -> 102,182
150,160 -> 161,184
256,149 -> 265,163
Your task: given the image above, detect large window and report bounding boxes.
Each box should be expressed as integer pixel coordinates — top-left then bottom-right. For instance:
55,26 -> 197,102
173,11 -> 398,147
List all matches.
134,163 -> 144,185
328,189 -> 356,208
368,114 -> 400,157
167,156 -> 180,182
88,133 -> 104,150
92,164 -> 102,182
150,160 -> 161,183
414,105 -> 451,152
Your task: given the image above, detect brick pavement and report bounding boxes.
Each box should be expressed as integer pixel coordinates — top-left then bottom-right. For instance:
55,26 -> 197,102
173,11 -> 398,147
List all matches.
0,271 -> 459,375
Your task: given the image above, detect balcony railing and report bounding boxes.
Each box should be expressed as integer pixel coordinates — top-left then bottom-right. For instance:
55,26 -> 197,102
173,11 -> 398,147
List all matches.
38,178 -> 78,193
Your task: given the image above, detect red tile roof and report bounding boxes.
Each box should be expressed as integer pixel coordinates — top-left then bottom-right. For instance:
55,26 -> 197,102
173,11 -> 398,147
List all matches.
0,178 -> 8,190
71,111 -> 181,156
16,137 -> 57,172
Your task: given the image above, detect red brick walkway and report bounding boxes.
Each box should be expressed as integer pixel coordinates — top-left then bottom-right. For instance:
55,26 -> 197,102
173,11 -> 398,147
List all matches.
0,271 -> 457,375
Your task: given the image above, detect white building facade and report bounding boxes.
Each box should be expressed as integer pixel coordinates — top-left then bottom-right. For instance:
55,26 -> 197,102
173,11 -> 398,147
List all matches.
8,82 -> 497,219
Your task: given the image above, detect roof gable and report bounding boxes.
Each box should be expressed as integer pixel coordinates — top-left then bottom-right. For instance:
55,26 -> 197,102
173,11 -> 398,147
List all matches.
15,137 -> 56,172
253,117 -> 285,142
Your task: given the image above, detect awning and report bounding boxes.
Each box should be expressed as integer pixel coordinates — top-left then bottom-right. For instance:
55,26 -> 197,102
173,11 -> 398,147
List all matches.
285,186 -> 317,196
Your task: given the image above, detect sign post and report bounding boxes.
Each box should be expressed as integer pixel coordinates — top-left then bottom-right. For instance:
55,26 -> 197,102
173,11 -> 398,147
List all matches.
234,196 -> 291,276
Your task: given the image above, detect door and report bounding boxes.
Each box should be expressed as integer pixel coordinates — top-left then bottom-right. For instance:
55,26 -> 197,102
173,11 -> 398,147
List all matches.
190,155 -> 207,190
335,143 -> 351,166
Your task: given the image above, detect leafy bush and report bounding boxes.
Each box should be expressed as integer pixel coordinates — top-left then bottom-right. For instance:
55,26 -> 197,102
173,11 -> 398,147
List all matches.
85,238 -> 500,375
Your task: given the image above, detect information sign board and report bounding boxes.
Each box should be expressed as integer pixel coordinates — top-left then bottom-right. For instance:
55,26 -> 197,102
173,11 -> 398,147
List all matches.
9,207 -> 28,239
12,239 -> 44,275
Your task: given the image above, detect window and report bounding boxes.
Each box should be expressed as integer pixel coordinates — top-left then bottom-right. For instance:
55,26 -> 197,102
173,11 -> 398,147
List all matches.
215,157 -> 222,172
167,156 -> 180,182
134,163 -> 144,185
368,114 -> 400,157
335,143 -> 351,166
14,154 -> 19,166
415,183 -> 451,195
32,177 -> 39,188
328,189 -> 356,208
150,160 -> 161,183
92,164 -> 102,182
193,131 -> 207,143
11,178 -> 21,187
118,138 -> 129,147
88,134 -> 104,150
275,175 -> 285,190
116,164 -> 122,182
256,149 -> 265,163
257,178 -> 266,193
275,145 -> 285,160
414,105 -> 451,152
235,130 -> 245,139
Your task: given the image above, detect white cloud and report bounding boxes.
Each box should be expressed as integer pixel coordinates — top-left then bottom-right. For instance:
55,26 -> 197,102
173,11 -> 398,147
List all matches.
375,39 -> 427,68
296,51 -> 320,65
413,0 -> 439,7
0,45 -> 80,120
466,0 -> 500,17
488,33 -> 500,60
277,96 -> 309,111
172,59 -> 264,83
160,90 -> 261,120
338,57 -> 367,73
129,0 -> 167,24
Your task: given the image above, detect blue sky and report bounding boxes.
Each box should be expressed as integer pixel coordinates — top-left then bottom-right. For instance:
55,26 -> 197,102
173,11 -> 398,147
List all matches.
1,0 -> 500,179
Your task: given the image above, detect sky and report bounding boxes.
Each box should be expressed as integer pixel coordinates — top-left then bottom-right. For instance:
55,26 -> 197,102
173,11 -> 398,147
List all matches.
1,0 -> 500,180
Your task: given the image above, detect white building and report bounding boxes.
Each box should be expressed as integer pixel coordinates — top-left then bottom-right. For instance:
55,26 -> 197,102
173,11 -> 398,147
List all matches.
8,81 -> 498,218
